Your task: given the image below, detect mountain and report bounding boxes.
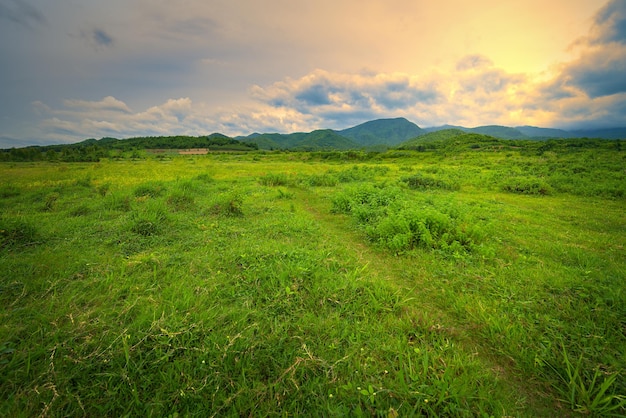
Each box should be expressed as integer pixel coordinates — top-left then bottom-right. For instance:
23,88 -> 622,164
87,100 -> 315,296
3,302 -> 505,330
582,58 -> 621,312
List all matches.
291,129 -> 359,150
515,126 -> 575,139
570,127 -> 626,140
424,125 -> 528,139
470,125 -> 527,139
423,124 -> 626,140
337,117 -> 424,146
397,129 -> 511,151
244,130 -> 359,150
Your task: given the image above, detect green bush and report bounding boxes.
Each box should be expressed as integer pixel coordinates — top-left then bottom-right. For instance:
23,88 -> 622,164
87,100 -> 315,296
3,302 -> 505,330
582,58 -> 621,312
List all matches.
501,177 -> 552,195
332,185 -> 482,255
402,173 -> 459,191
364,206 -> 478,254
259,173 -> 291,187
306,173 -> 338,187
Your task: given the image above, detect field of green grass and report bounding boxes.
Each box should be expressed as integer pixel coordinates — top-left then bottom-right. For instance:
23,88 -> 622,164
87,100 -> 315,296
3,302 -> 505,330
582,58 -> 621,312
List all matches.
1,143 -> 625,416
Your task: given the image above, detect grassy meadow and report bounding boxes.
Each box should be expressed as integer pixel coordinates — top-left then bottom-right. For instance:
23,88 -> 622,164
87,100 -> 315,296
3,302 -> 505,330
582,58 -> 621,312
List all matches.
1,142 -> 625,416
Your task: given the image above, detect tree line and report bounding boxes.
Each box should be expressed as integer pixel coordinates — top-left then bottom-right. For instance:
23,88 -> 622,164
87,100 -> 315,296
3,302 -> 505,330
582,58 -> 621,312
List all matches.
0,135 -> 258,162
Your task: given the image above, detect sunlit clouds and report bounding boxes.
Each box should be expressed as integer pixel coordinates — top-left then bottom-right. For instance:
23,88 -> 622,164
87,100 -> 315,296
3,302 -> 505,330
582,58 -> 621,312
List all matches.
0,0 -> 624,145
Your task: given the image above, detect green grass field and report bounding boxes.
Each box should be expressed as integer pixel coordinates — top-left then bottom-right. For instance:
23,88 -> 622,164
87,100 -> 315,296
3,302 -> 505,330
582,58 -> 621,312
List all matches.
1,144 -> 625,416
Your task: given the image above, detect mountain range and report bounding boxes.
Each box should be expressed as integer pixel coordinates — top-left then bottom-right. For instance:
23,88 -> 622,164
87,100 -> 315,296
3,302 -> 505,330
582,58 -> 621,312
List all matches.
237,118 -> 626,150
3,118 -> 625,154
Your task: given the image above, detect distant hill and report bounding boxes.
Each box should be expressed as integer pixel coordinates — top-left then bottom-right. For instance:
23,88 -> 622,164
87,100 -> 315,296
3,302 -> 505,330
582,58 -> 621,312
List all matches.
245,130 -> 359,150
515,126 -> 575,139
423,125 -> 527,139
423,124 -> 626,140
570,127 -> 626,140
398,130 -> 513,151
470,125 -> 527,139
3,117 -> 626,161
337,117 -> 423,146
398,129 -> 467,148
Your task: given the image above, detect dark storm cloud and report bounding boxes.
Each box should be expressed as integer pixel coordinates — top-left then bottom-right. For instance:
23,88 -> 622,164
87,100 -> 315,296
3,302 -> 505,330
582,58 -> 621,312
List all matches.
566,54 -> 626,98
295,84 -> 333,105
0,0 -> 46,28
558,0 -> 626,98
592,0 -> 626,44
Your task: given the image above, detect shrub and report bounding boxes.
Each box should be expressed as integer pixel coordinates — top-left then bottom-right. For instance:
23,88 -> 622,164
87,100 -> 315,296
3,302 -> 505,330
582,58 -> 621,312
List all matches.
501,177 -> 552,195
402,173 -> 459,191
365,207 -> 478,254
335,165 -> 390,183
332,185 -> 483,256
306,173 -> 338,187
259,173 -> 291,187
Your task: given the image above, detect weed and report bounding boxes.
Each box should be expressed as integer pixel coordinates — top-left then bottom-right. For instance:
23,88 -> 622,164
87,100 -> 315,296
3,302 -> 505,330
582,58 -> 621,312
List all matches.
260,173 -> 291,186
0,184 -> 20,198
208,192 -> 244,217
306,173 -> 338,187
73,176 -> 92,188
96,183 -> 111,196
0,218 -> 41,249
501,177 -> 552,195
402,173 -> 459,191
129,203 -> 168,236
276,188 -> 294,200
547,343 -> 626,416
166,192 -> 195,212
42,192 -> 60,211
68,203 -> 92,217
194,173 -> 214,183
103,193 -> 132,212
134,182 -> 166,198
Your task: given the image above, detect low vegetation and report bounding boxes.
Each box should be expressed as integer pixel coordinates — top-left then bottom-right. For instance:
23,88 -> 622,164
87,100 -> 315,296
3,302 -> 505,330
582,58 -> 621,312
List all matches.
1,138 -> 624,416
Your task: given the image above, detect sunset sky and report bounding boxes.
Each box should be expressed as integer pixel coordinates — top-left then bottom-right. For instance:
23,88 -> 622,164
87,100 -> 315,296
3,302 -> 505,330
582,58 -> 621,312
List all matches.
1,0 -> 625,147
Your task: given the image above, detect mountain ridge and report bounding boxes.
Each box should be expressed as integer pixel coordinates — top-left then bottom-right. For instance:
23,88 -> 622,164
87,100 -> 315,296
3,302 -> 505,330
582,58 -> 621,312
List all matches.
3,118 -> 626,153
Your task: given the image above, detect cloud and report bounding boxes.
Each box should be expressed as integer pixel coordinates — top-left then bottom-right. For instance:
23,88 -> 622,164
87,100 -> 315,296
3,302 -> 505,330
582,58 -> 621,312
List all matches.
64,96 -> 131,113
456,54 -> 494,71
589,0 -> 626,44
80,28 -> 115,49
558,0 -> 626,98
0,0 -> 46,29
33,97 -> 201,142
251,69 -> 444,124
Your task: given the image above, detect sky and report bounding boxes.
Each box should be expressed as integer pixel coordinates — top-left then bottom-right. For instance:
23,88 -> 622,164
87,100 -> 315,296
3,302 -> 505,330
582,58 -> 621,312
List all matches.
1,0 -> 625,147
